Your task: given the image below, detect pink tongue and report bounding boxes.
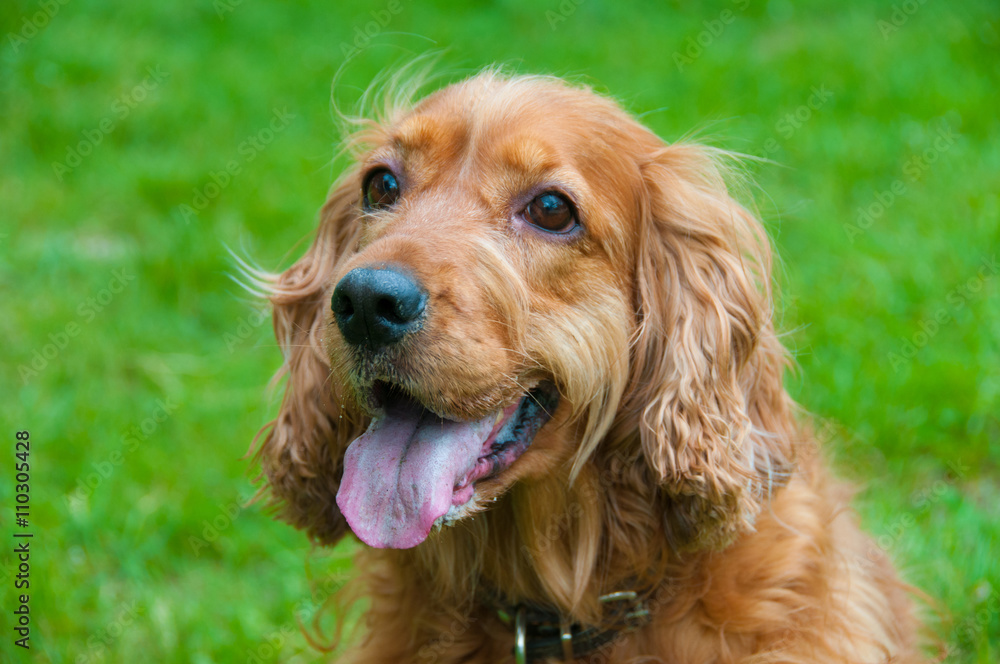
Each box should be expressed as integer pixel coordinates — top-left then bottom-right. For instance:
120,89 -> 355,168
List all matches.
336,399 -> 496,549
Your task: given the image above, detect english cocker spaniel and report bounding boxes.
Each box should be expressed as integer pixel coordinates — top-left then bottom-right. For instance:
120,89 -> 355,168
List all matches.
251,70 -> 926,663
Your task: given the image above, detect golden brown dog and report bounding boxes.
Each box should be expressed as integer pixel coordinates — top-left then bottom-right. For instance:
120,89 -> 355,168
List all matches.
251,70 -> 926,663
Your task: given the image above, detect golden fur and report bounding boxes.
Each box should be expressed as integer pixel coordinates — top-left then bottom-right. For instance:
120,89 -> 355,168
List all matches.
251,70 -> 926,663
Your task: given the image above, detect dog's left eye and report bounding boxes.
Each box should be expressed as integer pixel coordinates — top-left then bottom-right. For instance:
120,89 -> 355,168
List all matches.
363,169 -> 400,210
525,192 -> 577,234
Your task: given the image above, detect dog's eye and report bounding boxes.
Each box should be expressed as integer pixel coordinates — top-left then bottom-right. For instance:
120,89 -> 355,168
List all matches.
363,169 -> 400,210
525,192 -> 577,233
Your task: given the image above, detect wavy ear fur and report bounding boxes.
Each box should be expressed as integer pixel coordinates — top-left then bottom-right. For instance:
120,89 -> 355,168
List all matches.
253,174 -> 366,545
629,144 -> 796,550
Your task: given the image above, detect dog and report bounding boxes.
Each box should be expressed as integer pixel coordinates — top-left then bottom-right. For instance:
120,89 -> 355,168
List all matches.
251,69 -> 926,663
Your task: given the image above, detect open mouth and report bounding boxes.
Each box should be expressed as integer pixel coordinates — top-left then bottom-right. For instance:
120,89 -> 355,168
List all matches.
335,381 -> 559,549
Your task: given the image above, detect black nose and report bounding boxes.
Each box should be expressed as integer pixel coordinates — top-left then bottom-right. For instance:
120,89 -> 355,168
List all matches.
331,267 -> 426,349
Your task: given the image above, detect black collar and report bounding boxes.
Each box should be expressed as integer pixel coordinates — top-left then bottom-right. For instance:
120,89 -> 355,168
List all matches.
493,591 -> 651,663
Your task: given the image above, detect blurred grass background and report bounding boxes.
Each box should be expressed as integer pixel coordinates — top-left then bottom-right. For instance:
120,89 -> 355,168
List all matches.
1,0 -> 998,661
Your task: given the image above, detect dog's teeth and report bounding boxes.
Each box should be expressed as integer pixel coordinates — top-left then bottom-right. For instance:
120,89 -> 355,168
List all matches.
495,410 -> 504,425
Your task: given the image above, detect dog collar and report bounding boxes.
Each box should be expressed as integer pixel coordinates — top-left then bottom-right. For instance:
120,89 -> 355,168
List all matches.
494,590 -> 651,663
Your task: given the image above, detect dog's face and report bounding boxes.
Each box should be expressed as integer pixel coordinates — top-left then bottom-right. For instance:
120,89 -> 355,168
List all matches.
256,72 -> 793,552
328,76 -> 649,548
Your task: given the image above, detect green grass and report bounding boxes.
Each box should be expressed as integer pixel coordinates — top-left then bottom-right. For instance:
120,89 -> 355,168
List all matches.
1,0 -> 997,661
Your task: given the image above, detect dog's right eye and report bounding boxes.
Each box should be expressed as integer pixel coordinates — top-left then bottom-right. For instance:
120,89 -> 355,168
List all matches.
363,169 -> 400,210
525,192 -> 577,234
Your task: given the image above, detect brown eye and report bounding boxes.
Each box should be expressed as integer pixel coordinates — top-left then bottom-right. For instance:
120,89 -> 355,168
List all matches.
525,192 -> 577,233
363,169 -> 400,210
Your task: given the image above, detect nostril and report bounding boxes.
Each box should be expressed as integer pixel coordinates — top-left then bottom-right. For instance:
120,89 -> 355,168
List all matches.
331,291 -> 355,318
399,292 -> 425,322
375,296 -> 401,324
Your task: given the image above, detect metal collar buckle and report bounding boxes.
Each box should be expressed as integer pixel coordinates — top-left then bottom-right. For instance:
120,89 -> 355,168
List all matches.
512,590 -> 650,663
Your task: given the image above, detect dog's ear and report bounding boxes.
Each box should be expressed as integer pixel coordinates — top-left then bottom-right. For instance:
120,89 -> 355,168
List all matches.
253,173 -> 367,545
627,144 -> 795,550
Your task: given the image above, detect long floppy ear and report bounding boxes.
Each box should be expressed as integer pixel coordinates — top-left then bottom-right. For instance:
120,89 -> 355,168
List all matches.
252,173 -> 367,545
629,143 -> 796,550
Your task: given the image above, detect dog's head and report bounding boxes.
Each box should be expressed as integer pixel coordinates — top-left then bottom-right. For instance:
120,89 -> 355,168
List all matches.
254,71 -> 795,552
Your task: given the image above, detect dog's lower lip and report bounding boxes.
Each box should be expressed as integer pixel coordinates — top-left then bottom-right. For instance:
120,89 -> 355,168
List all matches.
455,382 -> 560,490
